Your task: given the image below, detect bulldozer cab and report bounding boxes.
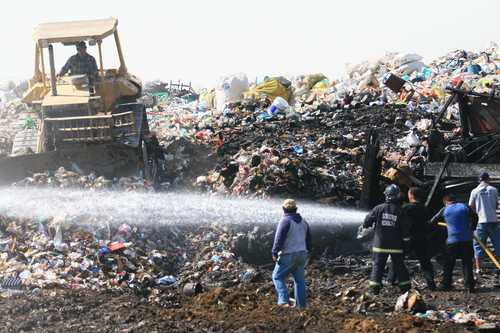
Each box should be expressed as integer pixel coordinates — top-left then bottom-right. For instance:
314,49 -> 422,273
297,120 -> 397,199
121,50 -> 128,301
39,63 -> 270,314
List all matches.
24,18 -> 141,112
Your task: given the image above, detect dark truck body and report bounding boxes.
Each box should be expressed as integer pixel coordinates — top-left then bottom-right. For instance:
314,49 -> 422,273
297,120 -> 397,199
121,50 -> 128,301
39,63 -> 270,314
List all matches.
361,85 -> 500,211
359,84 -> 500,260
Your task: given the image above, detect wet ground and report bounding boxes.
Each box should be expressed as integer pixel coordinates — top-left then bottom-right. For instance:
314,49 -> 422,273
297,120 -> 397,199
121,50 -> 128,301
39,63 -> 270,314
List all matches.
1,259 -> 499,333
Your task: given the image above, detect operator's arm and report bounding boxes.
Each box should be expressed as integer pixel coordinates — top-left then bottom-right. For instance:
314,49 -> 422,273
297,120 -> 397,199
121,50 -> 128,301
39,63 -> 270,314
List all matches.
89,56 -> 99,79
59,56 -> 73,76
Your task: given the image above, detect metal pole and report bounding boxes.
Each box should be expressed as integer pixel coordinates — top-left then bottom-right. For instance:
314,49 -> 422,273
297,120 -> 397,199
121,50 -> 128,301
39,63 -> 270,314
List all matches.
38,44 -> 47,89
97,40 -> 105,79
113,30 -> 127,74
425,154 -> 451,207
48,44 -> 57,96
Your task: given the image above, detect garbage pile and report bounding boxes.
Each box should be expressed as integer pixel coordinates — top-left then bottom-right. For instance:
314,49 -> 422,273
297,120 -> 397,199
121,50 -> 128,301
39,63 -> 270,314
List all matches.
197,105 -> 429,203
0,215 -> 260,307
337,43 -> 499,110
414,309 -> 499,328
11,167 -> 156,191
139,43 -> 500,203
147,97 -> 424,203
0,81 -> 32,157
1,212 -> 499,330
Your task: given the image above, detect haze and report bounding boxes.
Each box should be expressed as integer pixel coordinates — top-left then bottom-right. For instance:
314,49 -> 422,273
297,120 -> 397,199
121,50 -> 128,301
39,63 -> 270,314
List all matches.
1,0 -> 499,88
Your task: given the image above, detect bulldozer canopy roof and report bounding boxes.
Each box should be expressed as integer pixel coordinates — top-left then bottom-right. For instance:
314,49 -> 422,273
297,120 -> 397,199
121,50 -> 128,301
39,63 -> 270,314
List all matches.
33,18 -> 117,44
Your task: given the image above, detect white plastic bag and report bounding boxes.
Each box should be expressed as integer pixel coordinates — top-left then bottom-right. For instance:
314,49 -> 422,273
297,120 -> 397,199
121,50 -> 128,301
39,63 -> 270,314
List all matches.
392,53 -> 423,68
397,61 -> 425,75
406,131 -> 420,147
215,73 -> 249,111
271,96 -> 289,111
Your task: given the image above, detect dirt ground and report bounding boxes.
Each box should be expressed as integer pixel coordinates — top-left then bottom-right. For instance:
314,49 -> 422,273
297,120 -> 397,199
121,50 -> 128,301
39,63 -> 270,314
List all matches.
1,259 -> 499,333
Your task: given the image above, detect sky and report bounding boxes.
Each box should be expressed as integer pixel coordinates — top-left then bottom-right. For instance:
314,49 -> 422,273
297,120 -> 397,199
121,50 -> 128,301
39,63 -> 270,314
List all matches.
1,0 -> 499,89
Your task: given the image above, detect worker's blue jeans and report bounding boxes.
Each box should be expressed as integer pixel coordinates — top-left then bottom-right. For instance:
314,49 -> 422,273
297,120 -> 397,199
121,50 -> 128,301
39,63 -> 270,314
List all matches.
272,251 -> 308,309
474,223 -> 500,259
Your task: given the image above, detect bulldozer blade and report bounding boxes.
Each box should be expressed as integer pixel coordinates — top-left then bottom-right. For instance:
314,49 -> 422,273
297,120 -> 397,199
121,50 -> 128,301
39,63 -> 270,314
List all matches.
0,144 -> 139,185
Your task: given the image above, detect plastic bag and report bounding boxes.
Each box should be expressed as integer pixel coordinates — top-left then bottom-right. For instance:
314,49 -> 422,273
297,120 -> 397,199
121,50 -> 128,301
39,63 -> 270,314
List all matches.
244,79 -> 291,101
392,53 -> 423,68
271,96 -> 289,111
406,130 -> 420,147
215,73 -> 249,111
398,61 -> 425,75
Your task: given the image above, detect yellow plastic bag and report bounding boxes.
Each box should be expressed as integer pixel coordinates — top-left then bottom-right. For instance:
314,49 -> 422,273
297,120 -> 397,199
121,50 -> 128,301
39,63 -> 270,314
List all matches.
244,79 -> 291,101
199,89 -> 216,108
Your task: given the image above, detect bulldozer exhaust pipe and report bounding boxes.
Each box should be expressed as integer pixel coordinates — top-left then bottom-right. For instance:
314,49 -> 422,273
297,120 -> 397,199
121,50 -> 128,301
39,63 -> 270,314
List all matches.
48,44 -> 57,96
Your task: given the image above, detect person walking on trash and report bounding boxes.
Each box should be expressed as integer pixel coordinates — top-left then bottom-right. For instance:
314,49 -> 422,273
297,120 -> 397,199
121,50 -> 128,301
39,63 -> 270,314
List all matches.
468,172 -> 500,274
363,184 -> 411,295
430,193 -> 476,292
271,199 -> 312,309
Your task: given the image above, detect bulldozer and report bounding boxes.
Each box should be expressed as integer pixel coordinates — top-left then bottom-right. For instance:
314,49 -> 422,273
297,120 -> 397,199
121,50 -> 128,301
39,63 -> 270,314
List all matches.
0,18 -> 157,185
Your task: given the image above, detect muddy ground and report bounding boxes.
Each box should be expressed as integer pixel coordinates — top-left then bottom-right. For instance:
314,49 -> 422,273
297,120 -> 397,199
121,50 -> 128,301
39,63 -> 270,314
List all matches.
1,258 -> 499,333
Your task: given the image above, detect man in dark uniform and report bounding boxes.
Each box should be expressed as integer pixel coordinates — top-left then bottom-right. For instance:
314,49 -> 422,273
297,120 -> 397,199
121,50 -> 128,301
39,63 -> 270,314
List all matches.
399,187 -> 436,289
59,41 -> 99,86
363,184 -> 411,294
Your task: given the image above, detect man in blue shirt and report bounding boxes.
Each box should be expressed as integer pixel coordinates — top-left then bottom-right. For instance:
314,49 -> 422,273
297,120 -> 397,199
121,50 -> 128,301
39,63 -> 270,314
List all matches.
271,199 -> 312,309
431,193 -> 475,292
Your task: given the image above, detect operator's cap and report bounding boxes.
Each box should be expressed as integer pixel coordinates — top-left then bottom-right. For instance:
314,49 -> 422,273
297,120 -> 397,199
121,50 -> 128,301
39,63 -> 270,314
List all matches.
479,171 -> 490,181
76,41 -> 87,49
282,199 -> 297,210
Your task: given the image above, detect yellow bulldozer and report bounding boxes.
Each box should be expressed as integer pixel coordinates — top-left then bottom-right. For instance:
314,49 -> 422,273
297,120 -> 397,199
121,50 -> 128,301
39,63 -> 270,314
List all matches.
0,18 -> 158,184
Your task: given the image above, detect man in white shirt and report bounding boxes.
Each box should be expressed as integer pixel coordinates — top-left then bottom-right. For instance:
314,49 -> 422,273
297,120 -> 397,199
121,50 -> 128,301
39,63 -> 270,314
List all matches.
468,172 -> 500,273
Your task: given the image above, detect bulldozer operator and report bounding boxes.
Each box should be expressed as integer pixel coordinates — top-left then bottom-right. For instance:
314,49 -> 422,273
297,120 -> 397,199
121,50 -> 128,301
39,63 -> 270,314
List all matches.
58,41 -> 98,87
